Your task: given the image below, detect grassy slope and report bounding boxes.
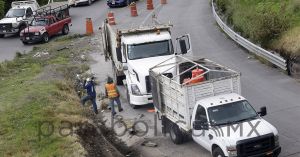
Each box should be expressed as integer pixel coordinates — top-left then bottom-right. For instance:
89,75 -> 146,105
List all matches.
0,36 -> 89,157
216,0 -> 300,57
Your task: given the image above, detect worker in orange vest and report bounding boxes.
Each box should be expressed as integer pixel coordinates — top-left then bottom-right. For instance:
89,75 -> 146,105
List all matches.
105,77 -> 123,115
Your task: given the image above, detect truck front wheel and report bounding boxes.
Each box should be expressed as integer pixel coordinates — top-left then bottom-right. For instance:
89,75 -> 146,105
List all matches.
0,34 -> 4,38
169,123 -> 184,144
42,33 -> 49,43
62,25 -> 69,35
212,147 -> 225,157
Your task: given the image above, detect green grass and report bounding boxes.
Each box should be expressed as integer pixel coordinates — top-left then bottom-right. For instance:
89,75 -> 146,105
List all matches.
216,0 -> 300,56
0,37 -> 88,157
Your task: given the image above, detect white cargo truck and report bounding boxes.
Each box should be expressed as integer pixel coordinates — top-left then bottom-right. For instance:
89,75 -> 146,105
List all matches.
102,17 -> 191,108
150,56 -> 281,157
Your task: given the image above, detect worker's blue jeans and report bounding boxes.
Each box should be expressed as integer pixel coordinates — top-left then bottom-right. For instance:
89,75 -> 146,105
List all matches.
81,95 -> 97,113
110,97 -> 122,114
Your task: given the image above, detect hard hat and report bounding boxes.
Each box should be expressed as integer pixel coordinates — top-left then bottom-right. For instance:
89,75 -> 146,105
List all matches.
86,78 -> 91,82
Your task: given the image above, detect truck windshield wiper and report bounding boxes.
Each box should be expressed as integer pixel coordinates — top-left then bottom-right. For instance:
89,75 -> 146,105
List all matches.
234,115 -> 258,123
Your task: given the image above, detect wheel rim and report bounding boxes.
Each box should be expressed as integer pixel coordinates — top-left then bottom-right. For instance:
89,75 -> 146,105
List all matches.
217,155 -> 222,157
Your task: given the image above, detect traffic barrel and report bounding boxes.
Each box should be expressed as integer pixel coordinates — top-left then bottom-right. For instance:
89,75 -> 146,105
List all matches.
147,0 -> 154,10
86,18 -> 94,35
161,0 -> 167,4
190,68 -> 205,84
107,11 -> 116,25
130,2 -> 138,17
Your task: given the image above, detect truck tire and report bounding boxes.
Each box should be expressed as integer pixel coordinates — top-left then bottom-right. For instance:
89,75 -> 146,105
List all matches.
22,41 -> 28,45
169,123 -> 184,144
112,63 -> 124,85
126,87 -> 138,109
0,34 -> 4,38
62,25 -> 69,35
212,147 -> 225,157
42,33 -> 49,43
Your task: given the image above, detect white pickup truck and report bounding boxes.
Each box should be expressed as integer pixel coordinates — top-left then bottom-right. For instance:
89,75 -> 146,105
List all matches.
0,0 -> 39,38
102,17 -> 191,108
150,56 -> 281,157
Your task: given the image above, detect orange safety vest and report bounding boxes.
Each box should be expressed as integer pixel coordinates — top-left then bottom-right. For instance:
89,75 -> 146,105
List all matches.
105,83 -> 119,98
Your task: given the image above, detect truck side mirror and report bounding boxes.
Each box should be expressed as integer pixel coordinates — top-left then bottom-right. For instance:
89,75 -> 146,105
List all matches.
258,106 -> 267,117
193,120 -> 208,130
116,47 -> 122,62
179,39 -> 188,54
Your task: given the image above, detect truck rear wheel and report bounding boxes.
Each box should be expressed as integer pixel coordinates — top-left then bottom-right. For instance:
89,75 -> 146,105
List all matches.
212,147 -> 225,157
62,25 -> 69,35
169,123 -> 184,144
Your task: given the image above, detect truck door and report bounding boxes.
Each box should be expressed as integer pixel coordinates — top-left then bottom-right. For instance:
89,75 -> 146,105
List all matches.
176,34 -> 192,55
191,104 -> 211,150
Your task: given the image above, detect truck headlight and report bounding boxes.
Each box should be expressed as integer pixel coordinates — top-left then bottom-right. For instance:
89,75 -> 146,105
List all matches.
131,84 -> 142,96
227,146 -> 237,157
274,135 -> 279,147
34,32 -> 40,36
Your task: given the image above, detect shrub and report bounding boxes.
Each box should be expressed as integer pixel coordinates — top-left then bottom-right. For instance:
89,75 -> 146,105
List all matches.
0,0 -> 4,18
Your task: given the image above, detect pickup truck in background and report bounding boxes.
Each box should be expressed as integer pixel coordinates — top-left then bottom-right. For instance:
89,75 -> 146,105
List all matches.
150,56 -> 281,157
0,0 -> 39,38
20,4 -> 71,44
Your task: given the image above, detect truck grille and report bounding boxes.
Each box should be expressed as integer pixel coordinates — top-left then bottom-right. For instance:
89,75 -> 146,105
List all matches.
0,23 -> 13,32
237,133 -> 275,157
145,76 -> 151,93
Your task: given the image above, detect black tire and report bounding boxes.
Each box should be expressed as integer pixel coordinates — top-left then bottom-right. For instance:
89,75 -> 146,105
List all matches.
287,58 -> 299,77
169,123 -> 184,144
212,147 -> 225,157
22,41 -> 28,45
0,34 -> 4,38
112,63 -> 124,85
126,87 -> 138,109
42,33 -> 49,43
62,24 -> 69,35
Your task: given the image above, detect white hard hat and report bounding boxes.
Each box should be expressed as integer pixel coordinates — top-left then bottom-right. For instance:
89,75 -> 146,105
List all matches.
86,78 -> 91,82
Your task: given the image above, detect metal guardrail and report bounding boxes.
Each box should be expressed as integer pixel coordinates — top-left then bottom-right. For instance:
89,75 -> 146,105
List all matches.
211,1 -> 287,71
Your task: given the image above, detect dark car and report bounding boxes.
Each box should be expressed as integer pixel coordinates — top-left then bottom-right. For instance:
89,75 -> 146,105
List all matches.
107,0 -> 137,8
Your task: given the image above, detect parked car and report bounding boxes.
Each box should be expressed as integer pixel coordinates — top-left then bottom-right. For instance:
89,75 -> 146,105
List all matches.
74,0 -> 97,6
0,0 -> 39,38
107,0 -> 138,8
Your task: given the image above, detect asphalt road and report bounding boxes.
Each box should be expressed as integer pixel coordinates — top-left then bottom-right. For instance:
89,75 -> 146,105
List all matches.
1,0 -> 300,156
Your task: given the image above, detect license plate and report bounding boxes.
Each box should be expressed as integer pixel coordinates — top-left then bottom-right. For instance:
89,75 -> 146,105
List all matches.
26,37 -> 30,40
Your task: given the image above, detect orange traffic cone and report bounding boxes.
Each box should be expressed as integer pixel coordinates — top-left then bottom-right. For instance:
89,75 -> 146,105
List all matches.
107,12 -> 116,25
86,18 -> 94,35
147,0 -> 154,10
130,2 -> 138,17
161,0 -> 167,4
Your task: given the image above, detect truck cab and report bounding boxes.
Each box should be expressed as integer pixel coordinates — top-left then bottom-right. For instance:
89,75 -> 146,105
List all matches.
0,0 -> 39,38
121,30 -> 175,107
191,93 -> 281,157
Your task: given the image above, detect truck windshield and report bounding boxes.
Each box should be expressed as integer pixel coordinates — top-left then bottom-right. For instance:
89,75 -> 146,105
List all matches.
127,40 -> 173,60
207,100 -> 258,126
6,9 -> 25,18
32,19 -> 48,26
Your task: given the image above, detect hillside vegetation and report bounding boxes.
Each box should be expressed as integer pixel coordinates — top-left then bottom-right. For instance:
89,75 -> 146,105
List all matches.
216,0 -> 300,57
